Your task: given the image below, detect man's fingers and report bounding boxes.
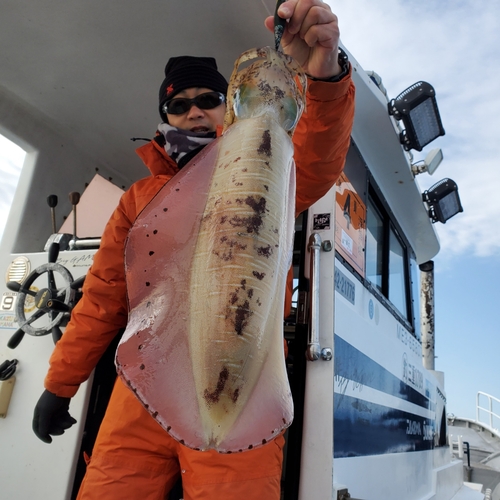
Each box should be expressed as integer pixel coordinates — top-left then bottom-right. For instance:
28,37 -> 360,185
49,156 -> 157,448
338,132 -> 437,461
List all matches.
282,0 -> 333,36
32,405 -> 76,444
49,412 -> 77,434
303,22 -> 338,50
49,426 -> 66,436
38,434 -> 53,444
265,0 -> 342,79
33,415 -> 52,443
276,0 -> 296,20
265,2 -> 337,45
59,414 -> 77,429
33,409 -> 49,439
298,8 -> 338,43
264,16 -> 274,33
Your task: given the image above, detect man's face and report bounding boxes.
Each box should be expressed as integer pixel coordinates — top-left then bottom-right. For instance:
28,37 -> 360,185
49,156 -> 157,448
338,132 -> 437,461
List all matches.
166,87 -> 226,133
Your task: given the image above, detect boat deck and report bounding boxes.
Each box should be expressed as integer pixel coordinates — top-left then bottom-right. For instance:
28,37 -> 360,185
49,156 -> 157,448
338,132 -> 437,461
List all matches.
449,417 -> 500,499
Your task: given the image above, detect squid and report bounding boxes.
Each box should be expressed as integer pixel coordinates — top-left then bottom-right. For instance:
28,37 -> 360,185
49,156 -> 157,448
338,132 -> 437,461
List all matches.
116,46 -> 307,452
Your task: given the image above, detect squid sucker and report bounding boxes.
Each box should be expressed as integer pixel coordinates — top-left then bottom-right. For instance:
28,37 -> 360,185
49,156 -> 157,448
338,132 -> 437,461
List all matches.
116,47 -> 306,452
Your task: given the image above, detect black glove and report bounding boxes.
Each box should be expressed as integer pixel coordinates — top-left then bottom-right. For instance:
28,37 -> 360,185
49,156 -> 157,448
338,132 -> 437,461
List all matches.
33,390 -> 77,443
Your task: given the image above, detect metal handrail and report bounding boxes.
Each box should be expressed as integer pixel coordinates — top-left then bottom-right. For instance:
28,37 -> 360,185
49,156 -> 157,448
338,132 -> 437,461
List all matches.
476,392 -> 500,435
306,233 -> 322,361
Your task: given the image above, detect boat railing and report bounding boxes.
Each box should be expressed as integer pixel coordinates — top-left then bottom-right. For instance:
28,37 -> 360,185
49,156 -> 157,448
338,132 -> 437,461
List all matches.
476,391 -> 500,437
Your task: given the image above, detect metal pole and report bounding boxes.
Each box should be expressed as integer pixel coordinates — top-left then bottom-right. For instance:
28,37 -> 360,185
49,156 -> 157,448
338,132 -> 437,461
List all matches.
477,393 -> 480,423
420,261 -> 435,370
490,396 -> 493,429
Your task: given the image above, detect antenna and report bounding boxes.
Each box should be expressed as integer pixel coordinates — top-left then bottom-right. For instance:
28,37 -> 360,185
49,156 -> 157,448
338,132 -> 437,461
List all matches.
47,195 -> 58,234
68,192 -> 81,250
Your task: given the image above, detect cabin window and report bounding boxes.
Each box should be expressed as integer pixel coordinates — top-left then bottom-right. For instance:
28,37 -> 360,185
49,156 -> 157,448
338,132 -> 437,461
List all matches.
332,142 -> 416,330
0,134 -> 25,240
366,199 -> 383,291
365,186 -> 412,325
388,227 -> 407,316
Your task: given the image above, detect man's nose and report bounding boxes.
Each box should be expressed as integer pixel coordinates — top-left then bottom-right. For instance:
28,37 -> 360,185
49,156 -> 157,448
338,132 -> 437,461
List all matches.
187,105 -> 204,119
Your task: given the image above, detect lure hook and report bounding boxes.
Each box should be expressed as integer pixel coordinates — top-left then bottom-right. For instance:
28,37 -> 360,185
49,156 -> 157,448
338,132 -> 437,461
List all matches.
274,0 -> 287,52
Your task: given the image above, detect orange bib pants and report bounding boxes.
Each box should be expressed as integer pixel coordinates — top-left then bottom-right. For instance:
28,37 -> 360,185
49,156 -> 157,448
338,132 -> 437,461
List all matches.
77,378 -> 284,500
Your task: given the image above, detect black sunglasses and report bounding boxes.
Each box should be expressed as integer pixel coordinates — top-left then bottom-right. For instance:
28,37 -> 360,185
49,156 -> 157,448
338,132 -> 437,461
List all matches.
163,91 -> 225,115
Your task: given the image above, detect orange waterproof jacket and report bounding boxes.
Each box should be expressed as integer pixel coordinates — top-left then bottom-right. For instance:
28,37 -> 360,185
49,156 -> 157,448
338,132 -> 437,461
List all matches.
45,74 -> 355,398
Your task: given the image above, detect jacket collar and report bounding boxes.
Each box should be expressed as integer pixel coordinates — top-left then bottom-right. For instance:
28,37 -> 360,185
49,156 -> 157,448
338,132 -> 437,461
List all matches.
135,138 -> 178,177
135,125 -> 224,177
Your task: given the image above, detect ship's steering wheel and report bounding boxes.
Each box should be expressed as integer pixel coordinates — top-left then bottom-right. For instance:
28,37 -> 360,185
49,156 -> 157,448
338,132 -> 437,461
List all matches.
6,242 -> 85,349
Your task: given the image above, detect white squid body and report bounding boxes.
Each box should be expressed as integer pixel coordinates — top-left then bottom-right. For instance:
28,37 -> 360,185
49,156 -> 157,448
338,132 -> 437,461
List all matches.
116,47 -> 306,452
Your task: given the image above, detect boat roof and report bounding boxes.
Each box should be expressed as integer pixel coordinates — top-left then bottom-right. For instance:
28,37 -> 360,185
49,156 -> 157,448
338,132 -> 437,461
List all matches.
0,0 -> 274,182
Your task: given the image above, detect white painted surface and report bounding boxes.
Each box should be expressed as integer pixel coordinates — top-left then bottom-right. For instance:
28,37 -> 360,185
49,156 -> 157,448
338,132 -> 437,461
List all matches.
299,187 -> 336,500
0,250 -> 94,500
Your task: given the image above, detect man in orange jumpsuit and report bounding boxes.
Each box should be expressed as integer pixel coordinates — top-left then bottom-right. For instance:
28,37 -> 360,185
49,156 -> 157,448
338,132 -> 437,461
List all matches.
32,1 -> 355,498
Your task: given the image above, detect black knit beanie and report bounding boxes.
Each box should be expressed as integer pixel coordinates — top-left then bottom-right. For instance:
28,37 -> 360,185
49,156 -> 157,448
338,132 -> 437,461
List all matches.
158,56 -> 228,122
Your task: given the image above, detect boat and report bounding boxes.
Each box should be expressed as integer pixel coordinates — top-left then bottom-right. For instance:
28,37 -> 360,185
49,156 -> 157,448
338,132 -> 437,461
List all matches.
0,1 -> 488,498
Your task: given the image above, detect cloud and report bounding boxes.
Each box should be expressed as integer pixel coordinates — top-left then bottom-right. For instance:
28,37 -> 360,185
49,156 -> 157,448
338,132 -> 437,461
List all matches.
331,0 -> 500,258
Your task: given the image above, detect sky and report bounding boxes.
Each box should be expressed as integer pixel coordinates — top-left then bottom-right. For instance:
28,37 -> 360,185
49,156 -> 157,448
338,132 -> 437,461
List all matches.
0,0 -> 498,423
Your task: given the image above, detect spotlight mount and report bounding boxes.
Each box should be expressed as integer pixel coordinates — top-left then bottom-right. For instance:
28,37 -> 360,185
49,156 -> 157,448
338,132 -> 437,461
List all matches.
388,81 -> 445,152
411,148 -> 443,176
422,178 -> 463,224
